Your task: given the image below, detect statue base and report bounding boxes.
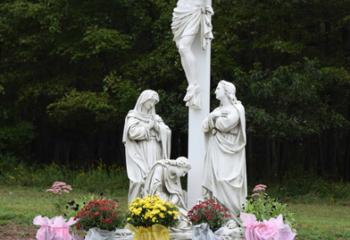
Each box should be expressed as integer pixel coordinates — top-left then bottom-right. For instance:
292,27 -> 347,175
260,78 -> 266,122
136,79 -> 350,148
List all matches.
113,226 -> 244,240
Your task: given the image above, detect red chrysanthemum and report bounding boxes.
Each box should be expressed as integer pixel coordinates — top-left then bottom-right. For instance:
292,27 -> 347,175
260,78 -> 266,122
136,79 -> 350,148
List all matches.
187,199 -> 232,231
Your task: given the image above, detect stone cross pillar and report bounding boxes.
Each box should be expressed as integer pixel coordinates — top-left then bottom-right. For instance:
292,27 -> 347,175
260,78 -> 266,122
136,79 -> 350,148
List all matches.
187,0 -> 212,208
187,32 -> 211,208
171,0 -> 213,208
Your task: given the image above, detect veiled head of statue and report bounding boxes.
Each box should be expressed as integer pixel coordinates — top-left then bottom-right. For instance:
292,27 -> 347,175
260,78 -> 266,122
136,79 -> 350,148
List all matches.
164,157 -> 191,177
217,80 -> 237,104
134,90 -> 159,114
174,156 -> 191,170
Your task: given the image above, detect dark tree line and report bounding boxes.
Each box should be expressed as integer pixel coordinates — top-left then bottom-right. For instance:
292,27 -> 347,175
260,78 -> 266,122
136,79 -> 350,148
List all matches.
0,0 -> 349,181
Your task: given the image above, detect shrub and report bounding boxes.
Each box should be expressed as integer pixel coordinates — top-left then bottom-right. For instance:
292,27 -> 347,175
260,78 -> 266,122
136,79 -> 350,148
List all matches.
0,162 -> 128,194
243,184 -> 296,228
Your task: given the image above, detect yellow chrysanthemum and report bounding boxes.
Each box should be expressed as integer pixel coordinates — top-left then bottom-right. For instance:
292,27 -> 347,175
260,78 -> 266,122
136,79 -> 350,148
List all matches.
160,206 -> 166,211
132,207 -> 142,215
151,209 -> 160,215
128,195 -> 180,227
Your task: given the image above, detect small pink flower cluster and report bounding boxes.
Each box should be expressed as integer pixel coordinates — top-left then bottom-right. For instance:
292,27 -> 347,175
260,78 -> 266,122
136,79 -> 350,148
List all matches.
240,213 -> 296,240
46,181 -> 72,194
252,184 -> 267,198
253,184 -> 267,193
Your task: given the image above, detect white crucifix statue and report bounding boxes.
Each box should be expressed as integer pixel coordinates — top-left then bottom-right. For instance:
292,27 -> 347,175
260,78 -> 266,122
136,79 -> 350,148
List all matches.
171,0 -> 214,208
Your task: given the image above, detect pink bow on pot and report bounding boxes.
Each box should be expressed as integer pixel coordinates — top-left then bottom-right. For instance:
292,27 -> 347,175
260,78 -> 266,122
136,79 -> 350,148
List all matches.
33,215 -> 78,240
240,213 -> 296,240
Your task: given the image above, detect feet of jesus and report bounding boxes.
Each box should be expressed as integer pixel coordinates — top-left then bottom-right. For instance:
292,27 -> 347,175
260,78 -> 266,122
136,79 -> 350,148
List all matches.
184,83 -> 201,110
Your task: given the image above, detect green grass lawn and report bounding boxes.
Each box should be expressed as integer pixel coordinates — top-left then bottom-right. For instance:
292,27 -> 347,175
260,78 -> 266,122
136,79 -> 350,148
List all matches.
0,185 -> 349,239
289,203 -> 350,240
0,185 -> 128,226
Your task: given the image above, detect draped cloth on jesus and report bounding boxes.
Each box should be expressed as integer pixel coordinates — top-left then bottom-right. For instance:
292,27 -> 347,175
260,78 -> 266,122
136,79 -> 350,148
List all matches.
171,0 -> 214,50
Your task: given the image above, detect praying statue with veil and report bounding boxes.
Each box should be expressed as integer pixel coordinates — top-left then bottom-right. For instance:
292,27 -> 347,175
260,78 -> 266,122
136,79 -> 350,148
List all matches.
202,80 -> 247,216
122,90 -> 171,203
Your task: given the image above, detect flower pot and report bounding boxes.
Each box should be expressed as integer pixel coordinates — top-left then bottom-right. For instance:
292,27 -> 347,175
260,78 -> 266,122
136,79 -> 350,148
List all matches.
33,215 -> 77,240
193,223 -> 219,240
85,228 -> 116,240
127,224 -> 170,240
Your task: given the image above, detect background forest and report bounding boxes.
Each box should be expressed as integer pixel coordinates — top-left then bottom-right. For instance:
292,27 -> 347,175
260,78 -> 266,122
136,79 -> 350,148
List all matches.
0,0 -> 350,183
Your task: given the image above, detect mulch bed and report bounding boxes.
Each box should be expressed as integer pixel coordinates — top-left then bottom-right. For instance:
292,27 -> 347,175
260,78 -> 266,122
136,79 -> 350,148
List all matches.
0,224 -> 36,240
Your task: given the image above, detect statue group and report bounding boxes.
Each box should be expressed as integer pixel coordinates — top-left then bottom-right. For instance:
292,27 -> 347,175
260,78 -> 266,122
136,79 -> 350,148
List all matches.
122,0 -> 247,239
123,83 -> 247,239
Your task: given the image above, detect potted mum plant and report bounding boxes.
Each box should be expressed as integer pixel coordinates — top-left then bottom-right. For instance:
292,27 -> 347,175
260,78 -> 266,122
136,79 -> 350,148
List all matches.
33,181 -> 80,240
126,195 -> 179,240
75,199 -> 123,240
188,199 -> 231,234
241,184 -> 296,240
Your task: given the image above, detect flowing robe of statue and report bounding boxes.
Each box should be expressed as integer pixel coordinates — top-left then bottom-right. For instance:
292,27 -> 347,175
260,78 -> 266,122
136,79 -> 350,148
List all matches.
122,90 -> 171,203
202,101 -> 247,215
143,158 -> 189,212
172,0 -> 214,109
143,157 -> 192,234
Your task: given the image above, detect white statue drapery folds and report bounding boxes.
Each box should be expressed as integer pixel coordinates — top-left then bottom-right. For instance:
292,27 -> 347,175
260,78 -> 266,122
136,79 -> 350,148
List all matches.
143,157 -> 192,235
172,0 -> 214,109
172,0 -> 214,50
202,81 -> 247,216
143,157 -> 191,213
122,90 -> 171,203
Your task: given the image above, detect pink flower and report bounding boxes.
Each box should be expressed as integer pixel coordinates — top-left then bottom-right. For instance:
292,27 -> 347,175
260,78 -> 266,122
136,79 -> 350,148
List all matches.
240,213 -> 296,240
46,181 -> 72,195
253,184 -> 267,193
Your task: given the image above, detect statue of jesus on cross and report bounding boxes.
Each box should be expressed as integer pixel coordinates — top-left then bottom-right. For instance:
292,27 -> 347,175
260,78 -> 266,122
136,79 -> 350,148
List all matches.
172,0 -> 214,110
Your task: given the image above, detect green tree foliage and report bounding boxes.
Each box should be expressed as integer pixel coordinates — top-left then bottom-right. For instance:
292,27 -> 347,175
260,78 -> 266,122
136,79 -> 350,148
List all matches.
47,90 -> 117,131
235,59 -> 350,138
0,0 -> 349,180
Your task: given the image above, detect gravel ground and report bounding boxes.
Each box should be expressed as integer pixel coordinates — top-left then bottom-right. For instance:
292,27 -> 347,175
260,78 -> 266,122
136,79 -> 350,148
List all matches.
0,224 -> 36,240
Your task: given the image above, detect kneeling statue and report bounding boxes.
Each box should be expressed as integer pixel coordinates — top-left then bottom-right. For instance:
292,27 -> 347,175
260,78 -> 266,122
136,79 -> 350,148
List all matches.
143,157 -> 192,237
144,157 -> 190,213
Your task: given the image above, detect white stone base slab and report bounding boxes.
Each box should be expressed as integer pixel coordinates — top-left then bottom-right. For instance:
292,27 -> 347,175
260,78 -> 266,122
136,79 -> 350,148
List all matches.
171,231 -> 244,240
170,231 -> 193,239
113,228 -> 244,240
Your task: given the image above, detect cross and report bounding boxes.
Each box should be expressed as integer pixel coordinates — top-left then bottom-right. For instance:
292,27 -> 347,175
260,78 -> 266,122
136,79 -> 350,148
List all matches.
172,0 -> 213,208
